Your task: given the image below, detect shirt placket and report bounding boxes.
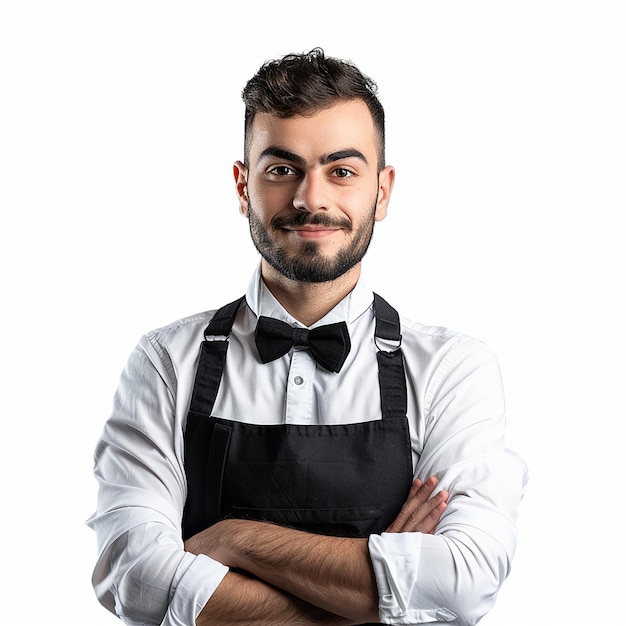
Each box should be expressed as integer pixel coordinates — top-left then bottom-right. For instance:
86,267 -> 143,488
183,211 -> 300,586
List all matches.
284,347 -> 316,424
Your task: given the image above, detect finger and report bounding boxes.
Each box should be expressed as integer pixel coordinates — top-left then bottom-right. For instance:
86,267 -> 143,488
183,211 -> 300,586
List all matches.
395,489 -> 448,534
417,491 -> 449,534
389,478 -> 431,530
400,489 -> 448,534
386,476 -> 440,533
410,476 -> 438,505
406,477 -> 424,499
385,480 -> 427,533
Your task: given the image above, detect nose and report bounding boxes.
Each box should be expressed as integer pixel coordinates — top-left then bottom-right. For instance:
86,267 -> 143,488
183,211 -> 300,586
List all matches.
292,171 -> 329,213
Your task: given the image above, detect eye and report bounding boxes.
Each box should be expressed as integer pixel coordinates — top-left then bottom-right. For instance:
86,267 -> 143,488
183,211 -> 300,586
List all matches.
332,167 -> 354,178
267,165 -> 297,177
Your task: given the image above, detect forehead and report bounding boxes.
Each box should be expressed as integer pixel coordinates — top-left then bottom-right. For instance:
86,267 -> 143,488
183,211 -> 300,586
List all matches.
247,100 -> 378,164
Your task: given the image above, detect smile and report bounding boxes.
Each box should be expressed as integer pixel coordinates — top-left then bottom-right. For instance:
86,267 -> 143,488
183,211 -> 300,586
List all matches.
284,227 -> 343,239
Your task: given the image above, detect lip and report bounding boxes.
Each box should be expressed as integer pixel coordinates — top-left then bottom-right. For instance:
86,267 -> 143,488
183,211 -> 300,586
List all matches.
284,227 -> 342,239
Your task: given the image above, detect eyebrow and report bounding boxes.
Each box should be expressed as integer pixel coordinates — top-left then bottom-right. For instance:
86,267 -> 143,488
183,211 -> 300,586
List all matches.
259,147 -> 305,165
321,149 -> 369,165
258,147 -> 369,167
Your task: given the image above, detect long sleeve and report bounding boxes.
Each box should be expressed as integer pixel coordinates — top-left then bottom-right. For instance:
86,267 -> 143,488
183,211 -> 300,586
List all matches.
369,337 -> 528,625
87,342 -> 228,626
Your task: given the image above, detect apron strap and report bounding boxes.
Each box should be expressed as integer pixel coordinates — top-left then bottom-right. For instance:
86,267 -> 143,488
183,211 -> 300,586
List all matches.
373,292 -> 402,342
203,296 -> 246,338
189,296 -> 245,415
373,294 -> 408,420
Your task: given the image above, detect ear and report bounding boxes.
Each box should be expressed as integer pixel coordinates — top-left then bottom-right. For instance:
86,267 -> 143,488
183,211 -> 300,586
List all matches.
374,165 -> 395,222
233,160 -> 249,217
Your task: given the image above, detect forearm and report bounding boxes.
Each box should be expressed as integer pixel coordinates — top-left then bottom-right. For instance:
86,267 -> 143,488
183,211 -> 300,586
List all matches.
197,569 -> 355,626
186,520 -> 379,623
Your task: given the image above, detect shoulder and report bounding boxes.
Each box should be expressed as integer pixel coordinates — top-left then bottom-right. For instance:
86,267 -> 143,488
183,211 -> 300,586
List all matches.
145,310 -> 215,343
134,309 -> 218,376
145,310 -> 214,346
398,313 -> 502,399
399,313 -> 489,357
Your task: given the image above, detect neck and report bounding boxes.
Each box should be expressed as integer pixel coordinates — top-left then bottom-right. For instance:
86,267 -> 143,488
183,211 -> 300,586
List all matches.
260,262 -> 361,327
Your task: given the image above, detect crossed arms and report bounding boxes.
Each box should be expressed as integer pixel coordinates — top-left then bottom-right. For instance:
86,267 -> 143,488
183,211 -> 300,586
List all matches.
185,477 -> 448,625
90,333 -> 527,625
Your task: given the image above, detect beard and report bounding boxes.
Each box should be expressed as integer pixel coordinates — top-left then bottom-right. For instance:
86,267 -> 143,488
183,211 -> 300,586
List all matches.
247,203 -> 377,283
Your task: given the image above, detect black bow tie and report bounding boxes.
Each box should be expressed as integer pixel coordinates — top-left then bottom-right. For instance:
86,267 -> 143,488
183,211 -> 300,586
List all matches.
255,316 -> 351,373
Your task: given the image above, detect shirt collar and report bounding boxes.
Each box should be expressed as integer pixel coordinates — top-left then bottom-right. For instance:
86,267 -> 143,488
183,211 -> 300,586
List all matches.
245,262 -> 374,328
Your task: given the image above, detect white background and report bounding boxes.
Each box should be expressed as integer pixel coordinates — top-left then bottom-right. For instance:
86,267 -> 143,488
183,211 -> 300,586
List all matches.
1,2 -> 624,624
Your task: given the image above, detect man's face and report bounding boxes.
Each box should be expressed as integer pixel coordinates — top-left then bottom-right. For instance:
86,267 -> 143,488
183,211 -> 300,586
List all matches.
234,100 -> 394,283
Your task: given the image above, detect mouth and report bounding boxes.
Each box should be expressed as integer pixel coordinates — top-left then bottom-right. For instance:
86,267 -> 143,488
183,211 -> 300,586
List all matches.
284,225 -> 343,239
272,215 -> 351,239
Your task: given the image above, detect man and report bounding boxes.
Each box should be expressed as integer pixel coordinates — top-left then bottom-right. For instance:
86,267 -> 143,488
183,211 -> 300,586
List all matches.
88,48 -> 527,625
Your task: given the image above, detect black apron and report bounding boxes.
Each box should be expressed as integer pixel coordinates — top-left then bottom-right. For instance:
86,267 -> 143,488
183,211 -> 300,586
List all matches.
183,294 -> 413,539
182,293 -> 413,542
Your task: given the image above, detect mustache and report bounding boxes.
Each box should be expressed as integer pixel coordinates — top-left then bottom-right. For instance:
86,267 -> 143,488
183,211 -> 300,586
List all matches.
271,213 -> 352,230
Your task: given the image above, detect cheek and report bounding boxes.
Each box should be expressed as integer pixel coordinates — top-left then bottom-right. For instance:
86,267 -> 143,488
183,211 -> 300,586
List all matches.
342,186 -> 379,217
251,184 -> 293,212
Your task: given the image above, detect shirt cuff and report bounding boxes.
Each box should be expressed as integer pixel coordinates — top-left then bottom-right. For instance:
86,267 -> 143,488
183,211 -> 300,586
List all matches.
369,532 -> 456,624
161,552 -> 229,626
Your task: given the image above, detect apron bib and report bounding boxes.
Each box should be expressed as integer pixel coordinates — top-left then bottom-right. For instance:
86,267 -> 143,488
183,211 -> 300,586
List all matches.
182,294 -> 413,541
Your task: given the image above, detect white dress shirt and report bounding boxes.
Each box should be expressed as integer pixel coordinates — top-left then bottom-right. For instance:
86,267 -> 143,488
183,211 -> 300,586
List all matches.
87,265 -> 528,626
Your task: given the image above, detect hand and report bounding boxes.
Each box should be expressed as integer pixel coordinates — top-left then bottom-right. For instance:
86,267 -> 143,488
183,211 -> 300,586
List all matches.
386,475 -> 448,534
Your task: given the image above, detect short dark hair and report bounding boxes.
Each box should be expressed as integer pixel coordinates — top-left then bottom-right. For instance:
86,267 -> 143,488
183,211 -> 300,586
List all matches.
241,48 -> 386,170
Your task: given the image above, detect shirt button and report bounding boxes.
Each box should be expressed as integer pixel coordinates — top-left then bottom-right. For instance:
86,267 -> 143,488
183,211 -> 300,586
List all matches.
294,376 -> 304,385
